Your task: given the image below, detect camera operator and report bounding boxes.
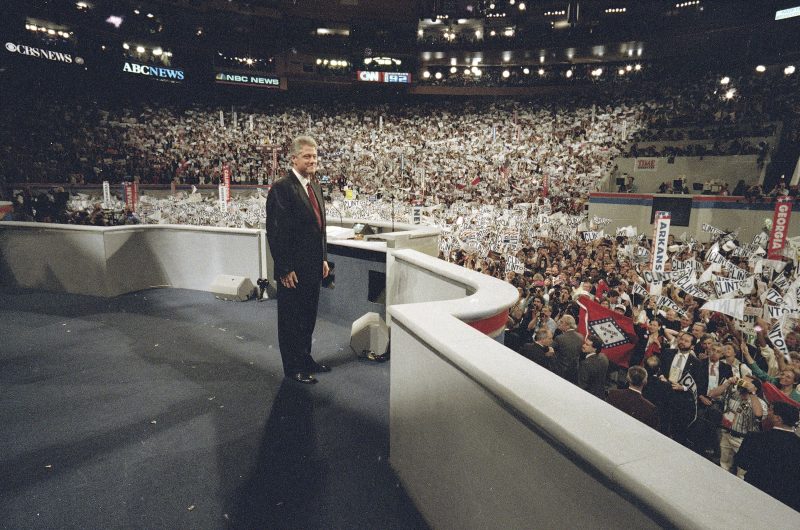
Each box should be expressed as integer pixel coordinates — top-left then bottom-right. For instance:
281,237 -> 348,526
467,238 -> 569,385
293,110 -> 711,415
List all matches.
707,374 -> 767,476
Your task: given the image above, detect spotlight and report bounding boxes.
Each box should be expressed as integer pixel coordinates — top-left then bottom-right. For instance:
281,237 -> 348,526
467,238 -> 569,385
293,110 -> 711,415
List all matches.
316,58 -> 322,65
246,58 -> 254,65
434,71 -> 442,80
625,64 -> 632,72
618,68 -> 625,75
152,47 -> 163,56
450,66 -> 457,73
463,68 -> 471,75
565,69 -> 573,78
720,76 -> 730,85
502,69 -> 510,78
725,88 -> 736,100
634,64 -> 642,71
122,42 -> 130,50
450,57 -> 457,65
519,2 -> 526,10
523,67 -> 530,74
473,68 -> 482,77
538,68 -> 545,75
136,46 -> 145,53
785,65 -> 796,75
146,13 -> 154,18
423,70 -> 430,78
755,65 -> 766,73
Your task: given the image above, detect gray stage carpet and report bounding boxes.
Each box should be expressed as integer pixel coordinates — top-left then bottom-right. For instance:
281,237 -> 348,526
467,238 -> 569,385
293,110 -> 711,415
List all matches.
0,287 -> 427,529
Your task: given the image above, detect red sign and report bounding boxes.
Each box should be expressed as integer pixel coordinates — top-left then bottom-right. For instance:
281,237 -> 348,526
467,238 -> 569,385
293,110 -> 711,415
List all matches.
223,165 -> 231,203
767,197 -> 793,259
124,182 -> 138,212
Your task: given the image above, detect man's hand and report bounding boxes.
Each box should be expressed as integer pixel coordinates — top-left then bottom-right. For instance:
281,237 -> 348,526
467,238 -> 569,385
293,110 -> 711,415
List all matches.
281,271 -> 299,289
322,261 -> 330,279
699,395 -> 713,406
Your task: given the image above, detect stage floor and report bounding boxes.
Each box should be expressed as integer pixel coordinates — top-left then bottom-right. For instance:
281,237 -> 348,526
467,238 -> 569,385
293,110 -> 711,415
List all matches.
0,288 -> 427,529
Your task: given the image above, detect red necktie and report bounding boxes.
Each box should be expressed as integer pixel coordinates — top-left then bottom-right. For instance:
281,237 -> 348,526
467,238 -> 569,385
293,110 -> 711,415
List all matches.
306,183 -> 322,228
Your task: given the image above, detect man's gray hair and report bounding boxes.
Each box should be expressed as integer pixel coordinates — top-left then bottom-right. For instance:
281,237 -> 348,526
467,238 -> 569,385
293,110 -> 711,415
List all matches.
559,315 -> 577,330
290,135 -> 317,157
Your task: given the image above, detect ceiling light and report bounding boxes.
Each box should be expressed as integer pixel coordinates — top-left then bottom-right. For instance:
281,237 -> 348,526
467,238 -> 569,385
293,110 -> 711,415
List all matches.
755,65 -> 766,73
720,76 -> 730,85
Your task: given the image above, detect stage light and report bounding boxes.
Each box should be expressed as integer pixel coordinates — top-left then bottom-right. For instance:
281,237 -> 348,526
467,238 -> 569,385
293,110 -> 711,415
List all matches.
625,64 -> 632,72
539,56 -> 545,63
153,47 -> 163,56
122,42 -> 129,50
463,68 -> 471,75
504,28 -> 514,37
519,3 -> 526,10
538,68 -> 545,75
450,66 -> 457,73
475,30 -> 482,38
510,0 -> 515,5
323,59 -> 329,65
423,70 -> 430,78
755,65 -> 766,73
316,58 -> 322,65
76,2 -> 88,9
147,13 -> 154,18
134,9 -> 140,15
720,76 -> 730,85
136,46 -> 145,54
634,64 -> 642,71
725,88 -> 736,100
618,68 -> 625,75
246,58 -> 254,65
450,57 -> 457,65
434,72 -> 442,80
523,67 -> 530,74
592,68 -> 603,77
473,68 -> 482,76
47,29 -> 56,35
489,3 -> 495,8
502,69 -> 510,78
565,69 -> 573,78
417,29 -> 423,36
785,65 -> 796,75
490,30 -> 496,36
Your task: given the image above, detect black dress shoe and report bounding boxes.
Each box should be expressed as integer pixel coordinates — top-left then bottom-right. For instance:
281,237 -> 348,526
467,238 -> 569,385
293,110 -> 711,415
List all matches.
290,372 -> 317,384
310,362 -> 332,373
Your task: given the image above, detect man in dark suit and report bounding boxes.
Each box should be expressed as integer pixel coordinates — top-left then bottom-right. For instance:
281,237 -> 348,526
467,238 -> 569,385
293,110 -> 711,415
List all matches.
266,135 -> 331,384
735,402 -> 800,511
657,331 -> 701,446
692,343 -> 734,455
520,328 -> 555,369
552,315 -> 583,385
579,335 -> 609,399
607,365 -> 660,429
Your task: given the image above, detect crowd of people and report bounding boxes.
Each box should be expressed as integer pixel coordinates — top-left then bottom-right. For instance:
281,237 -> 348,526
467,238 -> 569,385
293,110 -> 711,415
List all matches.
2,65 -> 800,508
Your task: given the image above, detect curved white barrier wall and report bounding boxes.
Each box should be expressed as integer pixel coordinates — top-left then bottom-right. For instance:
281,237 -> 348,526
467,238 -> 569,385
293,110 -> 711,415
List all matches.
387,249 -> 800,530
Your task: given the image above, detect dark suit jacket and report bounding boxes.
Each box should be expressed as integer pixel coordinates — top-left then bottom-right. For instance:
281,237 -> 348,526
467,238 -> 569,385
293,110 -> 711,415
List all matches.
695,359 -> 733,398
520,341 -> 553,370
659,348 -> 701,391
606,388 -> 660,429
735,429 -> 800,511
553,329 -> 583,384
266,171 -> 327,282
579,353 -> 609,399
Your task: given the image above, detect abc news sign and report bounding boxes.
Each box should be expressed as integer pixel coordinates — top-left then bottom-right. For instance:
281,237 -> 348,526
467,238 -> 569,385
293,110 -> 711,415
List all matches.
4,42 -> 84,65
356,70 -> 412,84
214,71 -> 280,88
123,62 -> 185,81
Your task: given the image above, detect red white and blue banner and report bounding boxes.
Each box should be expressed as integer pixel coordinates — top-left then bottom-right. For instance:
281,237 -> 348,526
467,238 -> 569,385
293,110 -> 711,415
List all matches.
577,295 -> 638,368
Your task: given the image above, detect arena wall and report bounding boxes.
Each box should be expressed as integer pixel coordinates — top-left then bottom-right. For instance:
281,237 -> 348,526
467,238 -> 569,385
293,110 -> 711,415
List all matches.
588,193 -> 799,244
613,155 -> 764,193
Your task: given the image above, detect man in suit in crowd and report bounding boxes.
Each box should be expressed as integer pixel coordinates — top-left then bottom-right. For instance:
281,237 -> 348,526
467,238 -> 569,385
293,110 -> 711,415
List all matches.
607,365 -> 660,429
578,335 -> 609,399
553,315 -> 583,384
266,135 -> 331,384
735,402 -> 800,511
520,327 -> 555,369
657,331 -> 701,446
692,342 -> 733,455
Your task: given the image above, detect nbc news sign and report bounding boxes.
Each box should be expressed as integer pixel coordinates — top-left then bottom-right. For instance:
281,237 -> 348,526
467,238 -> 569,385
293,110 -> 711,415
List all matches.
214,71 -> 280,88
123,61 -> 184,82
4,41 -> 84,65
